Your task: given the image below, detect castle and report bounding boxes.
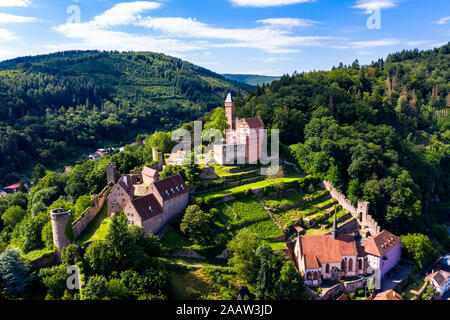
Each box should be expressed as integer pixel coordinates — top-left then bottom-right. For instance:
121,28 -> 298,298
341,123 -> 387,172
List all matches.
106,162 -> 189,235
50,159 -> 188,255
213,93 -> 265,165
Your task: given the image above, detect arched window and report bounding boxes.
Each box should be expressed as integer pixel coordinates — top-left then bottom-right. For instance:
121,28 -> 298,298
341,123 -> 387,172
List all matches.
306,272 -> 312,280
325,264 -> 330,274
313,271 -> 318,280
341,259 -> 346,271
348,258 -> 353,271
358,259 -> 363,270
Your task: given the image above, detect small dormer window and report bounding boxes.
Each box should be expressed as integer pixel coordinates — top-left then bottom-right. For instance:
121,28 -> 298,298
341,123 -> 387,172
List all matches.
180,184 -> 185,190
165,190 -> 169,196
171,188 -> 174,194
176,186 -> 179,192
149,206 -> 153,213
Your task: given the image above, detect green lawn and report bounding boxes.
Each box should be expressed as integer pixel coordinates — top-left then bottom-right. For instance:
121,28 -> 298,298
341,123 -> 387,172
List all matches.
263,191 -> 304,210
195,173 -> 306,203
246,218 -> 284,239
269,188 -> 338,230
163,196 -> 285,257
23,247 -> 56,261
76,203 -> 110,244
214,196 -> 269,228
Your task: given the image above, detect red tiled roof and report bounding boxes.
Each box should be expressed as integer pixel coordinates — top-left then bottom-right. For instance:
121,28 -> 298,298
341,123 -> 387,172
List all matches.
299,234 -> 363,269
4,183 -> 20,190
142,166 -> 159,178
130,194 -> 163,221
153,174 -> 187,201
337,293 -> 348,300
374,289 -> 402,300
243,117 -> 264,129
362,230 -> 401,257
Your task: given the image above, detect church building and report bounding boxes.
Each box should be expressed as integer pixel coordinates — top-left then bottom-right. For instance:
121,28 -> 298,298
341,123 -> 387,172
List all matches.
294,213 -> 368,287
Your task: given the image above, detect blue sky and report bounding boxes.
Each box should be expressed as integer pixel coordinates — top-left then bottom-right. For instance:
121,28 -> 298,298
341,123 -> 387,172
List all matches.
0,0 -> 448,75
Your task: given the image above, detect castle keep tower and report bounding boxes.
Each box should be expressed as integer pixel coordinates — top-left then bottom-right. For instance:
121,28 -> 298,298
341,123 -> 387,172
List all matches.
51,209 -> 72,253
106,162 -> 118,185
225,93 -> 235,130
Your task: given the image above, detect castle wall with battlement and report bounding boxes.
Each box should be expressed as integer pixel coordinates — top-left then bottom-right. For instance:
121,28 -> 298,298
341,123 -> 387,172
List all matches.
72,185 -> 111,238
322,180 -> 381,236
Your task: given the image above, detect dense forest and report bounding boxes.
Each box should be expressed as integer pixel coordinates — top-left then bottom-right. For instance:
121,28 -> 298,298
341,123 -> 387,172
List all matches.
222,74 -> 280,86
0,50 -> 251,185
234,43 -> 450,245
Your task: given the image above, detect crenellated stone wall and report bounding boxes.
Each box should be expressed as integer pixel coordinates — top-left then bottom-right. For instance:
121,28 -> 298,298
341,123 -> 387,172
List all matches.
322,181 -> 381,237
72,185 -> 111,239
321,277 -> 368,300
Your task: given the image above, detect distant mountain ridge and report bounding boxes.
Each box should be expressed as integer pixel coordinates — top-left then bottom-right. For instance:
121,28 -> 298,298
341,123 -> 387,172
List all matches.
222,73 -> 280,86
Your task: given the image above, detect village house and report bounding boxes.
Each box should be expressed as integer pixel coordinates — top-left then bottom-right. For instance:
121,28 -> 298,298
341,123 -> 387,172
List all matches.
2,183 -> 20,194
106,162 -> 188,235
373,289 -> 403,300
362,230 -> 402,278
167,150 -> 188,166
427,269 -> 450,297
214,93 -> 265,165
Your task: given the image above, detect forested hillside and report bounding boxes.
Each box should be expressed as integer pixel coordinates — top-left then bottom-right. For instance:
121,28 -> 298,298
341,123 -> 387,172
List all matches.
222,74 -> 280,86
0,51 -> 252,185
235,43 -> 450,242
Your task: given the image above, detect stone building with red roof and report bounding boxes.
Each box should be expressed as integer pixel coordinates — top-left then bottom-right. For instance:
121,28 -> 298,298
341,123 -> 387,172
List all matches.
294,212 -> 401,287
123,174 -> 188,235
214,94 -> 265,165
106,162 -> 188,235
294,213 -> 369,287
373,289 -> 403,300
362,230 -> 401,279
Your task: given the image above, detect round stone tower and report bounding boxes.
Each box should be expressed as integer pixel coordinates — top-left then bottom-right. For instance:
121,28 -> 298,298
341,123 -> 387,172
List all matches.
51,208 -> 72,253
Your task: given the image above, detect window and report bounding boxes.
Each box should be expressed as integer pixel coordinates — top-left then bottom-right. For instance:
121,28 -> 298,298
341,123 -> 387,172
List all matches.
171,188 -> 174,194
359,259 -> 363,270
348,259 -> 353,271
181,184 -> 185,190
149,206 -> 153,213
326,264 -> 330,274
176,186 -> 180,192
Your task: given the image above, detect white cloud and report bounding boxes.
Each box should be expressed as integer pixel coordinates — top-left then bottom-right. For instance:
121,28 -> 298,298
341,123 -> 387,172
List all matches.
0,13 -> 40,24
349,38 -> 400,48
55,2 -> 337,55
353,0 -> 398,12
137,17 -> 335,52
435,16 -> 450,25
256,18 -> 318,28
251,57 -> 294,63
0,28 -> 18,41
0,0 -> 31,7
91,1 -> 161,28
228,0 -> 314,7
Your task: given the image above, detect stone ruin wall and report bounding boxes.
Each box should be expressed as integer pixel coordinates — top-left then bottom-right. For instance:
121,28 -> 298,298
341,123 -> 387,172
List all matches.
72,185 -> 111,238
322,180 -> 381,236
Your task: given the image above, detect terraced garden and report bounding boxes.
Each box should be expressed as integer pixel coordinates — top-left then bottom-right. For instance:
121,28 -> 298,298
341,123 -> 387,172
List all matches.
265,188 -> 341,230
162,195 -> 285,258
